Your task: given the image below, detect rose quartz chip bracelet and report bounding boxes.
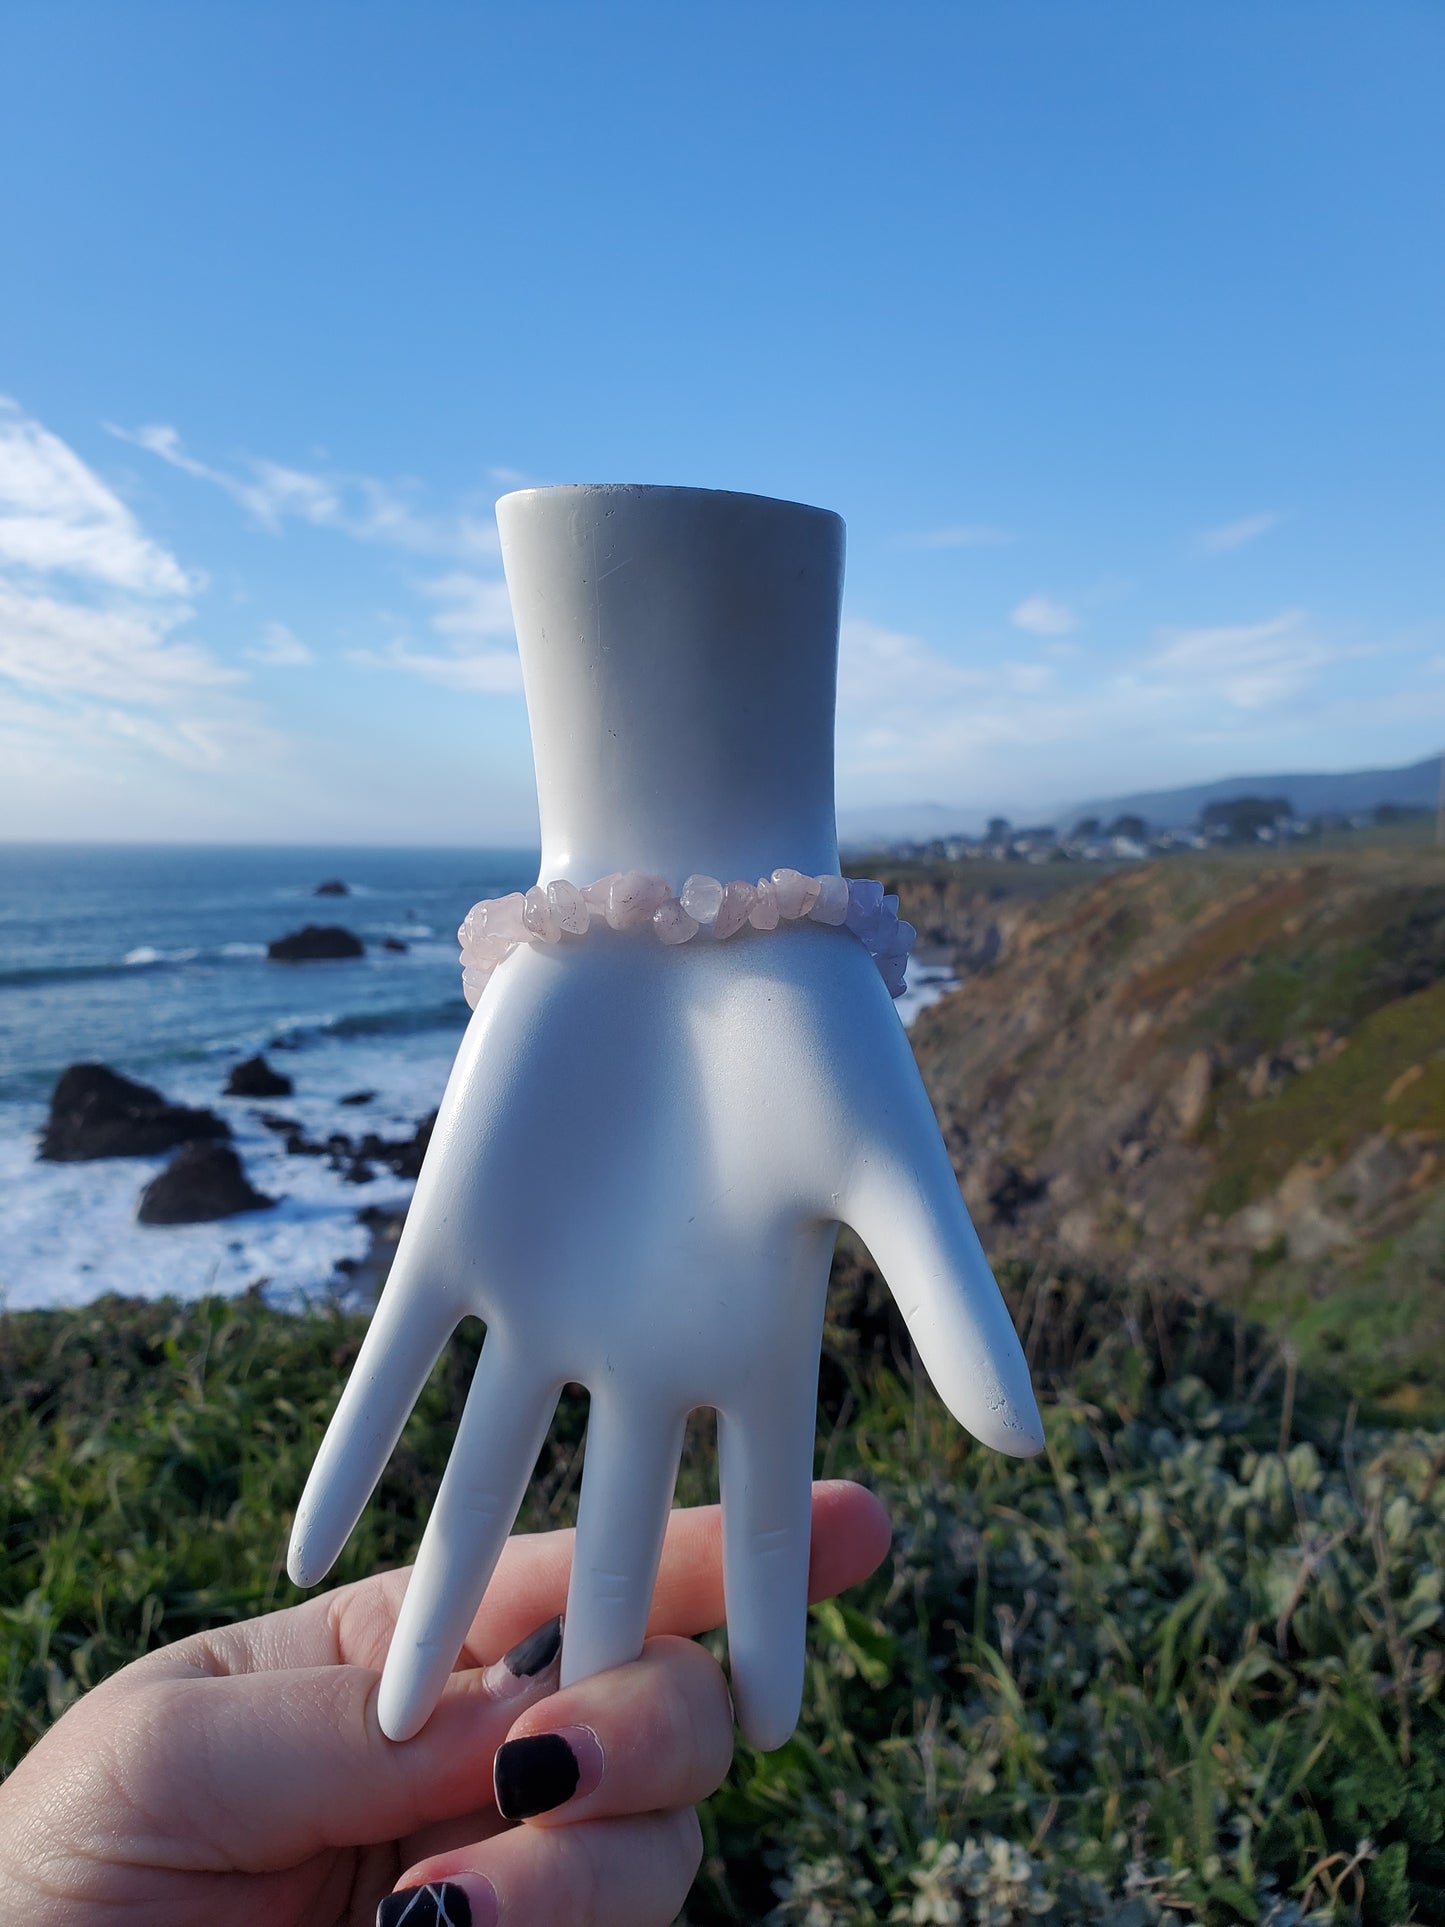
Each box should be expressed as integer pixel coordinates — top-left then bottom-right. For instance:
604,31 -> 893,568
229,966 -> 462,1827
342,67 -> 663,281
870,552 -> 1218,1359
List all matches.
457,869 -> 916,1008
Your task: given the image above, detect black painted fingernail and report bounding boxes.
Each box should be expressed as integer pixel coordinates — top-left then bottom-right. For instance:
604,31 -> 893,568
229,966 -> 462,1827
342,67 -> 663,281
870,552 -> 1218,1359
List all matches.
501,1612 -> 562,1677
377,1881 -> 474,1926
494,1729 -> 584,1819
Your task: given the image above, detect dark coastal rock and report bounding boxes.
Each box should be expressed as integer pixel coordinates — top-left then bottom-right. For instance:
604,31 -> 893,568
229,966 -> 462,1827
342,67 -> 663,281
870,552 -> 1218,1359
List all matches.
137,1142 -> 277,1225
258,1112 -> 300,1134
382,936 -> 409,953
339,1090 -> 375,1106
40,1063 -> 231,1163
225,1054 -> 294,1099
314,878 -> 350,897
374,1110 -> 436,1179
267,924 -> 364,962
343,1156 -> 375,1184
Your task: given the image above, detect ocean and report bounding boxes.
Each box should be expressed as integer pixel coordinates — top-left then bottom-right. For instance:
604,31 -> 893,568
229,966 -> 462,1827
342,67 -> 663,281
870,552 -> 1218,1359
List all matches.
0,845 -> 956,1311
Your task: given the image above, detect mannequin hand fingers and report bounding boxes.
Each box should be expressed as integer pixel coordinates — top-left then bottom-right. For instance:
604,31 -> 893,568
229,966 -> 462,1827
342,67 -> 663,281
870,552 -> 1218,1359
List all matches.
135,1481 -> 890,1688
385,1808 -> 702,1927
380,1336 -> 560,1742
287,1274 -> 457,1588
717,1386 -> 817,1751
560,1394 -> 686,1692
846,1089 -> 1043,1458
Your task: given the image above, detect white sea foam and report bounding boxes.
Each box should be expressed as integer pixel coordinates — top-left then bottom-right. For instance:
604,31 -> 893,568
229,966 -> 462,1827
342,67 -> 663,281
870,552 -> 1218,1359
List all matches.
0,1028 -> 460,1312
0,966 -> 957,1313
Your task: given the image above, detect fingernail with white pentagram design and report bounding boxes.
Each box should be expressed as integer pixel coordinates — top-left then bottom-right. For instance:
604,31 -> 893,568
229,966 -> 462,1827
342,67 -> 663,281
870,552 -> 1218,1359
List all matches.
377,1876 -> 496,1927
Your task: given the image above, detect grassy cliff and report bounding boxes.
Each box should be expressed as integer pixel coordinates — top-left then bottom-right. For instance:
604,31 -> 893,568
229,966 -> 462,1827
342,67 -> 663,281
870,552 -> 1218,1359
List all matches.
895,839 -> 1445,1416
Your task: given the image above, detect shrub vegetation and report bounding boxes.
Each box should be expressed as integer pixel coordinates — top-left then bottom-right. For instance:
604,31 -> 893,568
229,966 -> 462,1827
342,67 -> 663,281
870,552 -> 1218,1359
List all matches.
2,1265 -> 1443,1924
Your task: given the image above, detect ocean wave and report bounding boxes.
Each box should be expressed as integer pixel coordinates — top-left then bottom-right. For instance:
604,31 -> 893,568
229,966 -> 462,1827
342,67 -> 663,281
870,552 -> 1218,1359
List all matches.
1,942 -> 261,990
123,945 -> 199,967
319,999 -> 466,1040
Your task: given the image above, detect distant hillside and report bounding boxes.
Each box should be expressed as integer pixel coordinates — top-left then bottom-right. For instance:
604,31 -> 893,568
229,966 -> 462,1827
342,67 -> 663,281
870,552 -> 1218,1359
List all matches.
839,754 -> 1443,848
889,842 -> 1445,1410
1059,753 -> 1443,832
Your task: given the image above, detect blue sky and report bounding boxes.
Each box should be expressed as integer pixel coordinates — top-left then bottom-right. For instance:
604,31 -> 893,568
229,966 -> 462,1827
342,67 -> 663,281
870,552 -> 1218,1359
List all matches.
1,3 -> 1441,843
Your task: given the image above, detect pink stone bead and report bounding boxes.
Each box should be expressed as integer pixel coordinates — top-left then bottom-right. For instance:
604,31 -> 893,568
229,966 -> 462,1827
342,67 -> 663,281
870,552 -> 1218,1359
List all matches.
874,917 -> 916,958
524,884 -> 562,942
547,878 -> 589,934
749,878 -> 780,929
680,874 -> 724,924
608,871 -> 671,930
584,873 -> 623,917
653,898 -> 700,945
465,892 -> 527,944
770,868 -> 814,919
713,880 -> 756,939
459,929 -> 512,966
461,962 -> 493,1009
809,874 -> 849,925
878,953 -> 908,999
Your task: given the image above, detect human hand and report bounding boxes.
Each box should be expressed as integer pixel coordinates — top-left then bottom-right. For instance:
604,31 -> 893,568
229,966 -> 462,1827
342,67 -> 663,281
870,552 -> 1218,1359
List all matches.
288,920 -> 1042,1751
0,1481 -> 890,1926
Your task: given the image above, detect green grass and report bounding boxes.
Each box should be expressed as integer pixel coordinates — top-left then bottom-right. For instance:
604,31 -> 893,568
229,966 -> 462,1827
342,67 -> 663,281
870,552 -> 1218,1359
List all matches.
3,1279 -> 1444,1925
1203,979 -> 1445,1221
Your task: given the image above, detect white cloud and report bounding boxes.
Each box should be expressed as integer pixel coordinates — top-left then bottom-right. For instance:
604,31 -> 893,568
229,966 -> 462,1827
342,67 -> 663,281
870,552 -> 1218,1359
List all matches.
898,524 -> 1016,549
831,598 -> 1385,817
341,570 -> 521,692
0,400 -> 293,797
0,396 -> 198,596
0,583 -> 239,706
420,571 -> 515,639
110,421 -> 498,558
347,639 -> 523,694
1010,594 -> 1076,637
838,616 -> 993,725
245,621 -> 313,666
1146,609 -> 1328,710
1193,511 -> 1282,555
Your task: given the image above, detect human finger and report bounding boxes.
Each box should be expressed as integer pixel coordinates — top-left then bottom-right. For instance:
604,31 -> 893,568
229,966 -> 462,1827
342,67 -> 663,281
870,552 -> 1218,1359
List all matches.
491,1633 -> 731,1828
133,1481 -> 892,1684
379,1333 -> 561,1741
559,1390 -> 686,1691
716,1379 -> 817,1750
103,1632 -> 568,1874
844,1056 -> 1043,1457
383,1809 -> 702,1927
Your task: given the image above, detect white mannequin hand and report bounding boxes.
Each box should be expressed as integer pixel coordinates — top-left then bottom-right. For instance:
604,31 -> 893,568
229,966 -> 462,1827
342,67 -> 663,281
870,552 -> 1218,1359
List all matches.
287,920 -> 1042,1751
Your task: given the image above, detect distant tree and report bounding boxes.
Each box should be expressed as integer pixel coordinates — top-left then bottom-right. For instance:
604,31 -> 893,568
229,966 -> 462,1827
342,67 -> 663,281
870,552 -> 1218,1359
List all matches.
1200,795 -> 1289,841
1072,816 -> 1101,838
986,816 -> 1011,842
1373,802 -> 1428,824
1018,824 -> 1057,842
1106,814 -> 1148,841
